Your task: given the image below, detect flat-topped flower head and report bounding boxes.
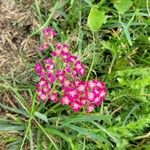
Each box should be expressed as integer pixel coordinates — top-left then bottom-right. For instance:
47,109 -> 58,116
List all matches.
35,27 -> 107,113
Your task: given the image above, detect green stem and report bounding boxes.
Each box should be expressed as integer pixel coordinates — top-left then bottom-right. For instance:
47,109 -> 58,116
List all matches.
86,54 -> 95,81
108,54 -> 116,74
20,94 -> 36,150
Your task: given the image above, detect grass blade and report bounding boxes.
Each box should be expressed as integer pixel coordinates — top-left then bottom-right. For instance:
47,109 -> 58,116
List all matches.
45,127 -> 75,149
120,21 -> 132,46
31,2 -> 59,36
34,111 -> 49,123
59,114 -> 111,127
20,94 -> 36,150
0,125 -> 25,131
35,0 -> 44,24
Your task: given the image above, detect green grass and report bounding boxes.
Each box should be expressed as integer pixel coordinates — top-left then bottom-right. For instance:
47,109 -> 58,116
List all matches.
0,0 -> 150,149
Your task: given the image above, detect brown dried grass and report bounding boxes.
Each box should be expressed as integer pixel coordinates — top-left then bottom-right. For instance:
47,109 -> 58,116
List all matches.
0,0 -> 38,76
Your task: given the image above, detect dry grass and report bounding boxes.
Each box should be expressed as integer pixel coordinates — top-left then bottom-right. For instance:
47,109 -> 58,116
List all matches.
0,0 -> 37,76
0,0 -> 39,115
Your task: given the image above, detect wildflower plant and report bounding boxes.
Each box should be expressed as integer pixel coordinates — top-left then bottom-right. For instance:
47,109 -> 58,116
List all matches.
34,27 -> 106,112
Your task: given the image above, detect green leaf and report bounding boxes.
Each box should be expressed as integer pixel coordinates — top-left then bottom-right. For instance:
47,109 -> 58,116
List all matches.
120,21 -> 132,46
59,114 -> 111,127
0,102 -> 28,117
113,0 -> 133,14
87,6 -> 106,32
0,125 -> 25,131
35,112 -> 49,123
67,125 -> 111,145
45,128 -> 71,142
45,127 -> 75,149
91,121 -> 120,144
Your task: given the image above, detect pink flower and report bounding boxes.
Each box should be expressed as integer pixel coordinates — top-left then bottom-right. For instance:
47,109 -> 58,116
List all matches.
78,84 -> 85,92
70,55 -> 77,62
45,64 -> 54,73
65,64 -> 71,73
60,96 -> 70,105
77,81 -> 86,92
74,61 -> 85,76
49,93 -> 58,102
55,43 -> 62,49
93,97 -> 101,106
47,73 -> 56,83
52,51 -> 57,57
80,99 -> 87,106
62,44 -> 69,53
40,71 -> 47,78
61,51 -> 70,61
38,44 -> 48,51
43,27 -> 56,38
79,68 -> 85,76
43,86 -> 50,92
92,89 -> 100,96
75,61 -> 82,70
55,70 -> 66,82
62,79 -> 71,88
34,63 -> 43,73
87,92 -> 95,102
67,89 -> 78,99
52,44 -> 63,57
43,58 -> 54,65
71,102 -> 82,112
96,81 -> 104,88
88,80 -> 96,88
38,78 -> 48,87
86,105 -> 94,112
55,49 -> 62,56
37,89 -> 48,101
71,70 -> 78,79
99,89 -> 106,98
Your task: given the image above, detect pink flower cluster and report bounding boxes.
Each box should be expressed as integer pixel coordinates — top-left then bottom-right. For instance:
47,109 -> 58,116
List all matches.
38,27 -> 57,51
35,27 -> 106,112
